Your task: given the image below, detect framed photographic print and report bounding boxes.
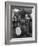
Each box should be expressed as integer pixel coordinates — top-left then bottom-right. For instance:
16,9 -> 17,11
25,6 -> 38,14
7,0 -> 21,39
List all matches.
5,1 -> 37,44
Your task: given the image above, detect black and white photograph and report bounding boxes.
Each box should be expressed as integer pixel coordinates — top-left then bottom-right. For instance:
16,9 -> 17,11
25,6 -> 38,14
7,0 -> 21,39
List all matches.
5,2 -> 37,44
11,6 -> 32,38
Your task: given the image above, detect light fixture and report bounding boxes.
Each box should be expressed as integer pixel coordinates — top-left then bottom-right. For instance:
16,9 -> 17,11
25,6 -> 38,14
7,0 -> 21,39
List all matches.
13,9 -> 19,12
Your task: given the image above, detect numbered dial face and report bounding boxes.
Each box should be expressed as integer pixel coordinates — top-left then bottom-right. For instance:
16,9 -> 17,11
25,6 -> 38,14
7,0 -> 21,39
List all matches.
16,27 -> 21,36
